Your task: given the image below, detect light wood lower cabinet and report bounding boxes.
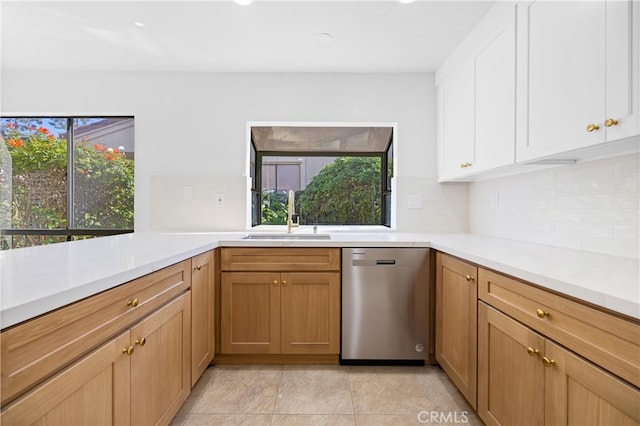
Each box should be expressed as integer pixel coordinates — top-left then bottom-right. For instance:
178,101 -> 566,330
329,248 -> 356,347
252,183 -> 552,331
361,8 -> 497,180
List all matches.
219,248 -> 341,358
190,250 -> 215,386
478,302 -> 640,426
130,292 -> 191,426
435,252 -> 478,409
220,271 -> 340,355
1,259 -> 195,426
1,331 -> 131,425
1,292 -> 191,426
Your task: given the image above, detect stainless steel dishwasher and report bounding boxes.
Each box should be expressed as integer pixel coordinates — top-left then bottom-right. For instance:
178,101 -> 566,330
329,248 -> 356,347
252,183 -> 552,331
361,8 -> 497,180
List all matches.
341,247 -> 431,363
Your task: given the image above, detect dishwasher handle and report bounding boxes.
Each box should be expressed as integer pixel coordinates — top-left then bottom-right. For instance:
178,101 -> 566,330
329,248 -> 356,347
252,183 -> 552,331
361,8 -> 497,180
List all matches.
376,260 -> 396,265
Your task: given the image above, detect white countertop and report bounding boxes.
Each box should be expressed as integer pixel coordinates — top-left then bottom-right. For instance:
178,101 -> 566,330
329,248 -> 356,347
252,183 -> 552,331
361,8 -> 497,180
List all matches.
1,231 -> 638,329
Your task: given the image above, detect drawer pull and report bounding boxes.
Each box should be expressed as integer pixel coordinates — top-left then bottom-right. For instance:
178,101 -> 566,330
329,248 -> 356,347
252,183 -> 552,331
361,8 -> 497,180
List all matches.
542,356 -> 556,368
527,347 -> 539,357
465,275 -> 475,282
127,299 -> 139,308
282,280 -> 287,286
604,118 -> 619,127
586,123 -> 600,132
194,265 -> 202,271
273,280 -> 278,286
122,346 -> 134,356
135,337 -> 146,347
536,309 -> 550,319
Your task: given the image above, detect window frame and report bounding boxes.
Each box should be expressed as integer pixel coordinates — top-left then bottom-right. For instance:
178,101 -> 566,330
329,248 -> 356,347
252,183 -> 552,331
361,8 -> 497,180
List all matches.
250,129 -> 393,227
0,115 -> 135,247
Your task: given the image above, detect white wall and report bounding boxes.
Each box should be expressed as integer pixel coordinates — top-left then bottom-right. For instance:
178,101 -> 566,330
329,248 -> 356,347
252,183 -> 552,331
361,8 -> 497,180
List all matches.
469,153 -> 640,259
1,71 -> 468,233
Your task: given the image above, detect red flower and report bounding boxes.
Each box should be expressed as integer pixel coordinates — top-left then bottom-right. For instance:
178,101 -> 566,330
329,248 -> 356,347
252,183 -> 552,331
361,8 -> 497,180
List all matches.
104,153 -> 115,161
6,122 -> 15,128
47,134 -> 55,141
8,138 -> 24,148
37,126 -> 48,134
93,143 -> 106,152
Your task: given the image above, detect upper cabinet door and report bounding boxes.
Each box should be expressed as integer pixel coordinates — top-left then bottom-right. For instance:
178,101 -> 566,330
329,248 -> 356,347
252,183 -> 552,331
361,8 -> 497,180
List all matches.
606,0 -> 640,142
518,0 -> 639,163
438,58 -> 475,180
473,4 -> 516,171
521,1 -> 606,162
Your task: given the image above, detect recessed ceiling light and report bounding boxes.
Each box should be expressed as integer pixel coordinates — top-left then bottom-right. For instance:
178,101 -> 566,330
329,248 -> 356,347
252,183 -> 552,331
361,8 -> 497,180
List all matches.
312,33 -> 333,48
134,22 -> 145,28
234,0 -> 253,5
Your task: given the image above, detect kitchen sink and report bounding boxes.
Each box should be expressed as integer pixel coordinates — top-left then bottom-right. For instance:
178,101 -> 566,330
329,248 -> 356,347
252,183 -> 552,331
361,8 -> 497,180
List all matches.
243,233 -> 331,240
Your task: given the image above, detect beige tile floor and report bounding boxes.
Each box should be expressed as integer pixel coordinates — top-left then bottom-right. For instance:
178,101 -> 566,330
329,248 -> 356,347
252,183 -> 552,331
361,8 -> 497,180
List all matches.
171,365 -> 483,426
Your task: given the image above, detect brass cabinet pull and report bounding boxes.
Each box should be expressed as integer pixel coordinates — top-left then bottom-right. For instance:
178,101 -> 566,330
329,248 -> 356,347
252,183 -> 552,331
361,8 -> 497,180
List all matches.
460,162 -> 473,169
135,337 -> 146,347
527,347 -> 539,357
542,356 -> 556,367
536,309 -> 550,319
273,280 -> 278,286
194,265 -> 202,271
122,346 -> 134,356
604,118 -> 619,127
465,275 -> 475,282
586,123 -> 600,132
282,280 -> 287,286
127,299 -> 139,308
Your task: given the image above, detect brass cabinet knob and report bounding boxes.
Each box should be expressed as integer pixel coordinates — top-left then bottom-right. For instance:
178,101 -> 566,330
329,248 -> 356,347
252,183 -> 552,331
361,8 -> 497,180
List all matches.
586,123 -> 600,132
127,299 -> 139,308
604,118 -> 619,127
282,280 -> 287,286
465,275 -> 475,282
459,162 -> 473,169
135,337 -> 146,347
542,356 -> 556,367
273,280 -> 278,286
527,347 -> 539,357
536,309 -> 550,319
122,346 -> 134,356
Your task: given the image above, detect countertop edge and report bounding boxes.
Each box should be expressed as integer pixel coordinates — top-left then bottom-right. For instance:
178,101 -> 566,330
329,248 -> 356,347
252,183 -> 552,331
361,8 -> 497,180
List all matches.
2,232 -> 638,329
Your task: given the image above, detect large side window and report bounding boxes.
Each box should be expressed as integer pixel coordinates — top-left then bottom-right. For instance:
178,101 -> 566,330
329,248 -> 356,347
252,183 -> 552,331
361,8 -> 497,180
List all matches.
0,117 -> 134,249
251,126 -> 393,227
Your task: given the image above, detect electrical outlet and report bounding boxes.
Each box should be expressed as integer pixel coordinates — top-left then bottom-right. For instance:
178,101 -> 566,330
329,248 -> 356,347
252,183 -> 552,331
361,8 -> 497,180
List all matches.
216,193 -> 224,207
490,193 -> 499,209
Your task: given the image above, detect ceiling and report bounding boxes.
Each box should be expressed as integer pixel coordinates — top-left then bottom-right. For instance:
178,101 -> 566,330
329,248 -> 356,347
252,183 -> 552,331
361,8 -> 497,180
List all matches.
0,0 -> 494,73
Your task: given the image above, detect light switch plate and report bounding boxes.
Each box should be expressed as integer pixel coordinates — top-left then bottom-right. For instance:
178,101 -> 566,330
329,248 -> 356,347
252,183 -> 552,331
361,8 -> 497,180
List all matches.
408,194 -> 422,209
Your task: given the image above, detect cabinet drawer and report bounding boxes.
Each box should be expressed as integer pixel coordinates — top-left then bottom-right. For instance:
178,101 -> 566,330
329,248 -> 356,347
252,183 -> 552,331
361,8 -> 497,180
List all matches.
478,267 -> 640,387
221,248 -> 340,271
1,260 -> 190,405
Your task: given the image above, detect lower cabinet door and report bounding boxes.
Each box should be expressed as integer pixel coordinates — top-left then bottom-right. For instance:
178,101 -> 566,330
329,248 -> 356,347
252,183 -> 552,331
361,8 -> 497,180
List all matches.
436,253 -> 478,408
130,293 -> 191,426
221,272 -> 281,354
280,272 -> 340,354
478,302 -> 545,426
544,340 -> 640,425
0,331 -> 131,426
191,251 -> 215,386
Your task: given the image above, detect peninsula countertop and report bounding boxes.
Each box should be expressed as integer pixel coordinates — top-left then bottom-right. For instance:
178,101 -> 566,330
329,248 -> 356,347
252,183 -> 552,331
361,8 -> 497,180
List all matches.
1,231 -> 638,329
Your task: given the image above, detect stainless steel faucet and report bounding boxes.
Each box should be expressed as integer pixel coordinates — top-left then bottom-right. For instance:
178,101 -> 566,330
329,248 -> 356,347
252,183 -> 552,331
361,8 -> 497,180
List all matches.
287,190 -> 299,234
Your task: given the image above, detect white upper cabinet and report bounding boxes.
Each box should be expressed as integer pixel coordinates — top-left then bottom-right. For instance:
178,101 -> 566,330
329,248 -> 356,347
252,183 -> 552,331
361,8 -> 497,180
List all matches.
436,2 -> 517,182
437,58 -> 475,180
517,0 -> 640,162
436,0 -> 639,181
